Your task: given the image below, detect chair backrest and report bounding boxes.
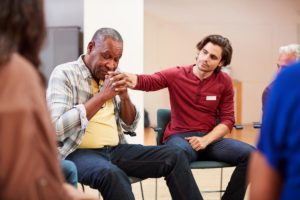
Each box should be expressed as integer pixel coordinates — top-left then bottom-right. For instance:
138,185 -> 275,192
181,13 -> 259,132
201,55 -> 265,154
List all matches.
156,108 -> 171,145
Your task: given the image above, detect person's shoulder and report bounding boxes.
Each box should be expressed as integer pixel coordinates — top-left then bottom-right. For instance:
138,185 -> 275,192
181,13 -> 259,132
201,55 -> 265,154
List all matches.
0,53 -> 45,111
50,59 -> 82,81
158,65 -> 192,78
11,53 -> 37,72
175,64 -> 193,71
274,62 -> 300,87
278,62 -> 300,79
216,71 -> 232,83
168,65 -> 193,74
53,60 -> 79,73
5,54 -> 41,84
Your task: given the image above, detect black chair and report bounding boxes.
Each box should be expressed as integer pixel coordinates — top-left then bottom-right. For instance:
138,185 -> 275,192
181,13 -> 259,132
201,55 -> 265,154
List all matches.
154,108 -> 233,199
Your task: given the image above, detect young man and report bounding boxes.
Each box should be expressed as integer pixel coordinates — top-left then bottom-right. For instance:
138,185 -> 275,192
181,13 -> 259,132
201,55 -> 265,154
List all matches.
47,27 -> 202,200
249,61 -> 300,200
262,44 -> 300,110
116,35 -> 255,200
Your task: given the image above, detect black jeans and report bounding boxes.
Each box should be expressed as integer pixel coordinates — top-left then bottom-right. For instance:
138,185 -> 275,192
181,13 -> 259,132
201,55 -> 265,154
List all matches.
67,144 -> 202,200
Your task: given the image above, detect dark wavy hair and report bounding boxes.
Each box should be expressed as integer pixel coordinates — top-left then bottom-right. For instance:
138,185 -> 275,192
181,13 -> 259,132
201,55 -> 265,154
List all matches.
0,0 -> 46,67
196,35 -> 233,72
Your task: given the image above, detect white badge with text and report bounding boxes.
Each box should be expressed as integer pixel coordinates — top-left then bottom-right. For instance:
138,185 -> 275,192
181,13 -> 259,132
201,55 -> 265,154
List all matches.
206,96 -> 217,101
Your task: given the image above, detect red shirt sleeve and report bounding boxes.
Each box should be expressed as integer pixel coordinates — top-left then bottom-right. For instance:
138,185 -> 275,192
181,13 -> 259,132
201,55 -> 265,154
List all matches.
218,75 -> 235,131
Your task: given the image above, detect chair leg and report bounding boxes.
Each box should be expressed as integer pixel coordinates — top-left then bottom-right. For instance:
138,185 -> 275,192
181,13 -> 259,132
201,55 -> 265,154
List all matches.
81,183 -> 85,192
155,178 -> 158,200
139,181 -> 145,200
220,168 -> 223,199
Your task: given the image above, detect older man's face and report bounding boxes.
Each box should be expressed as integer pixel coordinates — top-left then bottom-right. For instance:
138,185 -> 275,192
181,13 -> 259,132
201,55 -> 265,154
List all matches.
87,37 -> 123,81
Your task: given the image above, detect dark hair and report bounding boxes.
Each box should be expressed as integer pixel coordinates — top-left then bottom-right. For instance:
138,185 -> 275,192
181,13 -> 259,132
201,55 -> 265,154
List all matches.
196,35 -> 233,72
0,0 -> 46,67
92,27 -> 123,44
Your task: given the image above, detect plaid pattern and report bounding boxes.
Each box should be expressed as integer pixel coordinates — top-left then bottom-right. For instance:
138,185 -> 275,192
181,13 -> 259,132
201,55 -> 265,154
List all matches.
46,56 -> 140,159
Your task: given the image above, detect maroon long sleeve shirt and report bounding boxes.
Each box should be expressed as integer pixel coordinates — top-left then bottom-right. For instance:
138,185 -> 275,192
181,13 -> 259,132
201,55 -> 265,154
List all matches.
135,65 -> 235,142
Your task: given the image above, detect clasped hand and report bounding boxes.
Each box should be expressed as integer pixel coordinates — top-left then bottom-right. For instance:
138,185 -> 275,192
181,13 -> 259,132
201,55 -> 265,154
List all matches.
103,71 -> 131,100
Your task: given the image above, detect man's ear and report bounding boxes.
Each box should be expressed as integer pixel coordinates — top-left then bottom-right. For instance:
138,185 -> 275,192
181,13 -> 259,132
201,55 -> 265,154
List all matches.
87,41 -> 95,54
218,60 -> 224,67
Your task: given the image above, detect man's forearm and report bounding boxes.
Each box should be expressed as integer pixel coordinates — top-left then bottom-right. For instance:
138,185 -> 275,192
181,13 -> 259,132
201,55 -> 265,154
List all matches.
204,123 -> 230,145
84,95 -> 106,120
119,95 -> 136,125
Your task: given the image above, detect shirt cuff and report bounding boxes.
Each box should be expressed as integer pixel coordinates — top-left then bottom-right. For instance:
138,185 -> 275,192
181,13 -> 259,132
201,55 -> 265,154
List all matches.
74,104 -> 88,129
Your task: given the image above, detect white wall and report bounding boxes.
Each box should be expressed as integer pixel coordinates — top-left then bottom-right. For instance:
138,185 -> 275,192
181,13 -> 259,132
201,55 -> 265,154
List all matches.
144,0 -> 300,125
84,0 -> 144,144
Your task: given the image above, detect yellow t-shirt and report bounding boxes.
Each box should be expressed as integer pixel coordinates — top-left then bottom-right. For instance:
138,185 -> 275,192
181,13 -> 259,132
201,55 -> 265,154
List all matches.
79,79 -> 119,148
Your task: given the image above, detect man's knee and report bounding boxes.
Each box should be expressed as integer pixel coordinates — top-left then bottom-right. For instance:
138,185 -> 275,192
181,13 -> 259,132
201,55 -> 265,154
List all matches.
86,165 -> 128,187
162,145 -> 189,167
238,144 -> 256,164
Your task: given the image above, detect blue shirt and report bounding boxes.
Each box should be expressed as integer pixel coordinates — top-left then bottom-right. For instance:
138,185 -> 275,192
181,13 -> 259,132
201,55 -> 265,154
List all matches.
257,61 -> 300,200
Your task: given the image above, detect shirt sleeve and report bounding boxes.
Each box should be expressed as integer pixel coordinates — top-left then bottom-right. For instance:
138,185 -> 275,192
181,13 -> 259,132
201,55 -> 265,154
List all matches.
46,67 -> 88,141
218,75 -> 235,130
134,67 -> 177,91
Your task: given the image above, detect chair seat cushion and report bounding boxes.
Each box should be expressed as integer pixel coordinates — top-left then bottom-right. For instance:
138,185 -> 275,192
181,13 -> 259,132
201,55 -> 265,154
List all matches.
190,161 -> 232,169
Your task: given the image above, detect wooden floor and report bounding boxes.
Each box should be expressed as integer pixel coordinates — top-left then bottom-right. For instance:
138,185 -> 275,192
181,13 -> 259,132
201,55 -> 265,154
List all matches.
82,125 -> 259,199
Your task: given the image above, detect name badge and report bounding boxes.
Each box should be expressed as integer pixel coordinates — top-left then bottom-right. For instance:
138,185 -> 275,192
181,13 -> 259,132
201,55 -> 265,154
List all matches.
206,96 -> 217,101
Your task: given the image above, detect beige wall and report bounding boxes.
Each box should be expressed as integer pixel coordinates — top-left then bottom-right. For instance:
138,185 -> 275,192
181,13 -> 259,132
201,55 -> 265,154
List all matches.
144,0 -> 300,126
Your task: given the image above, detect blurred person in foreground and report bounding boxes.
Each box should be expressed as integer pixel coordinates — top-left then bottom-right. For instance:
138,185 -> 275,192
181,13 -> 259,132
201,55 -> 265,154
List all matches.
262,44 -> 300,110
249,60 -> 300,200
0,0 -> 96,199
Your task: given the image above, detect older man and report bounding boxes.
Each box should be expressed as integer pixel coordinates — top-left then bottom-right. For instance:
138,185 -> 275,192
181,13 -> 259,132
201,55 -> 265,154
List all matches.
262,44 -> 300,110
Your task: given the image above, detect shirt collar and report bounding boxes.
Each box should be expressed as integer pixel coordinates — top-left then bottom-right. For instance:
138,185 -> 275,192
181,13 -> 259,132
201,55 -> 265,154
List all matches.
77,55 -> 92,80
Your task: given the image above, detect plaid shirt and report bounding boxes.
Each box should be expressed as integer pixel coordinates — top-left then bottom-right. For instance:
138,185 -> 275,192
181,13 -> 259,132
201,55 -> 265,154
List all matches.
46,56 -> 140,159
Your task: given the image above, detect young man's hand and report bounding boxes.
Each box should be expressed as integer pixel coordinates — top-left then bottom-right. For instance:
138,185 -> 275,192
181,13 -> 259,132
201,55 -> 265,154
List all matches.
185,136 -> 209,151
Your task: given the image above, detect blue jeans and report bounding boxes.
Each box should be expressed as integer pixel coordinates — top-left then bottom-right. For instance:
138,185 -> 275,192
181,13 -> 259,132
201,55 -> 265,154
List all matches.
61,159 -> 78,188
166,132 -> 255,200
66,144 -> 202,200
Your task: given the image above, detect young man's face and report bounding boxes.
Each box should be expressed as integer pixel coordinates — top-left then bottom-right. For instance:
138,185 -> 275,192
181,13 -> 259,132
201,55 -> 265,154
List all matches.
196,42 -> 224,73
87,37 -> 123,81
